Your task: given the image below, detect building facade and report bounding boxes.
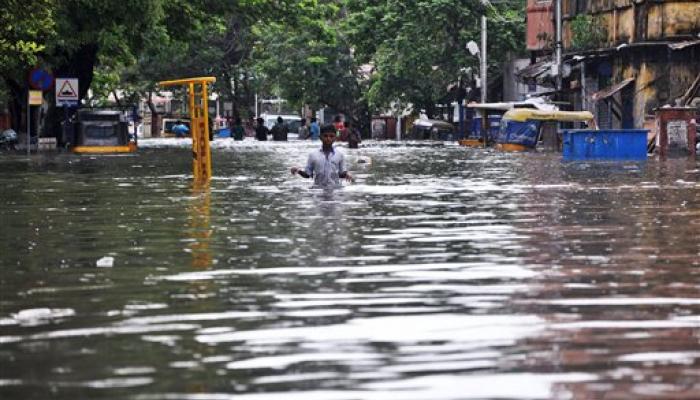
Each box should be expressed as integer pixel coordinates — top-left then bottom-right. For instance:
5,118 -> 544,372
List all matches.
525,0 -> 700,128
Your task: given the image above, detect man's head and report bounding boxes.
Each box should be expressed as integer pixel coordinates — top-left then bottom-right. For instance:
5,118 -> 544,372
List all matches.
320,124 -> 336,145
277,116 -> 283,124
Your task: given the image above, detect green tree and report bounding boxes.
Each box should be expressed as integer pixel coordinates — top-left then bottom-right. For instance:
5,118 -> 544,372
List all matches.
115,0 -> 305,131
251,2 -> 371,129
346,0 -> 524,117
0,0 -> 56,128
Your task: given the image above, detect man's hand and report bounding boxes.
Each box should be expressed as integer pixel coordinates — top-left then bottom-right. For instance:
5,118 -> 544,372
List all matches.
290,166 -> 299,175
344,172 -> 354,183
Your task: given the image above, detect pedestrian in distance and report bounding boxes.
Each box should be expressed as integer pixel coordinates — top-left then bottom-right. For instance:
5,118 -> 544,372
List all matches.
344,120 -> 362,149
309,117 -> 320,141
271,116 -> 289,141
333,115 -> 344,137
172,120 -> 189,138
298,118 -> 310,140
255,117 -> 269,141
290,124 -> 354,188
244,115 -> 255,137
231,117 -> 245,140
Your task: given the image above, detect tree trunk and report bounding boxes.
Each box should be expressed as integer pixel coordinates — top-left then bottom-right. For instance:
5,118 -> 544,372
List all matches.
6,79 -> 25,132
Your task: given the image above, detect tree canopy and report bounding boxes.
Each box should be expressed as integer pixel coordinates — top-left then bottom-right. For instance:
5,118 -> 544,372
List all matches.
0,0 -> 525,133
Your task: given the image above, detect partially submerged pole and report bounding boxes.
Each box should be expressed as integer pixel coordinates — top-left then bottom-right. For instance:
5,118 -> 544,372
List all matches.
158,77 -> 216,181
480,14 -> 488,147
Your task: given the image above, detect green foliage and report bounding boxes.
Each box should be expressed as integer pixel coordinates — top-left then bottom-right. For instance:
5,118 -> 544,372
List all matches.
345,0 -> 525,115
570,14 -> 607,50
1,0 -> 526,132
0,0 -> 56,103
251,7 -> 361,114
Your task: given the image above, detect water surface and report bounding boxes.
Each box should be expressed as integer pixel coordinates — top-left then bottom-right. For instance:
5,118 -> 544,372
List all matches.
1,139 -> 699,399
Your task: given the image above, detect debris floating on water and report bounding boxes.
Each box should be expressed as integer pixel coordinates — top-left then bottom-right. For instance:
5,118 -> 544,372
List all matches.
11,308 -> 76,325
96,256 -> 115,268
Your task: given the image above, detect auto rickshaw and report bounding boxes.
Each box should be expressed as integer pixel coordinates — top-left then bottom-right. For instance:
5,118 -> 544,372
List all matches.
70,110 -> 137,153
494,109 -> 596,151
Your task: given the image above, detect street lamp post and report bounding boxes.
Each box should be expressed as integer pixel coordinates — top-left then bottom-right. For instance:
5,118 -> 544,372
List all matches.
467,34 -> 487,146
554,0 -> 563,94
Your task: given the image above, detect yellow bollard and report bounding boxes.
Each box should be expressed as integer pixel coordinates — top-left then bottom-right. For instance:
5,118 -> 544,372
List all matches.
158,77 -> 215,181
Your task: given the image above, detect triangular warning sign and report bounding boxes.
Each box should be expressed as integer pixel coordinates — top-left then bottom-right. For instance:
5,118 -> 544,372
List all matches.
58,80 -> 77,97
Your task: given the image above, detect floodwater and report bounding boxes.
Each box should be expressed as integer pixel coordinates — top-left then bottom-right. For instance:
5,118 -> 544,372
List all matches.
1,139 -> 699,400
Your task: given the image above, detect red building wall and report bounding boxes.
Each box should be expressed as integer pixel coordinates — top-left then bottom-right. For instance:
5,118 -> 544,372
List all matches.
527,0 -> 554,51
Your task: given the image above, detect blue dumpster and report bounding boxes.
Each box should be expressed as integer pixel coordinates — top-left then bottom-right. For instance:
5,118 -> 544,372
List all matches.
562,129 -> 648,161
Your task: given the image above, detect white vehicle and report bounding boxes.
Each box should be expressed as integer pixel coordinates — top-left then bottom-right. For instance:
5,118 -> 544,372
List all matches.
261,114 -> 303,139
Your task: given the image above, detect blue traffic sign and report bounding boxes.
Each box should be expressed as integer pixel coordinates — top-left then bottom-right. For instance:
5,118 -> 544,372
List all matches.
29,68 -> 54,91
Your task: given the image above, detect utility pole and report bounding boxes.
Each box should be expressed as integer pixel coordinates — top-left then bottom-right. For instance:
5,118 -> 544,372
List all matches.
480,15 -> 488,103
554,0 -> 563,94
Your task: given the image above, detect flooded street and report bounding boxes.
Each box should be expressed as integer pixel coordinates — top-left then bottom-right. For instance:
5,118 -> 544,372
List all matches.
1,139 -> 699,399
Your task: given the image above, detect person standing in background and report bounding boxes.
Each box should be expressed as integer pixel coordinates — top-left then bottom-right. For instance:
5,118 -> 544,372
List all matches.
309,117 -> 320,141
244,116 -> 255,137
344,121 -> 361,149
298,118 -> 310,140
333,115 -> 344,137
271,116 -> 289,141
231,117 -> 245,140
255,117 -> 269,141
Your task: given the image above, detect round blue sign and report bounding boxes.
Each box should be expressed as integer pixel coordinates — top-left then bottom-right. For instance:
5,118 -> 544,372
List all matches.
29,68 -> 54,91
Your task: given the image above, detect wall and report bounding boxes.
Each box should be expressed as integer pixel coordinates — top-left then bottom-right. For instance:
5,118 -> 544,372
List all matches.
563,0 -> 700,49
527,0 -> 554,51
582,46 -> 699,127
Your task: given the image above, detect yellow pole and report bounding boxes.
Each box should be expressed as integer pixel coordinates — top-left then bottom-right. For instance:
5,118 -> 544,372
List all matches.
158,77 -> 216,182
201,82 -> 212,179
188,82 -> 200,179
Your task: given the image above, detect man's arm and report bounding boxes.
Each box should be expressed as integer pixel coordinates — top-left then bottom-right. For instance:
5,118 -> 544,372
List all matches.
291,167 -> 310,178
290,154 -> 314,178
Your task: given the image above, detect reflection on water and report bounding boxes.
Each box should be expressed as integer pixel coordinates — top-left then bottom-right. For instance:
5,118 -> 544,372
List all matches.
1,139 -> 699,399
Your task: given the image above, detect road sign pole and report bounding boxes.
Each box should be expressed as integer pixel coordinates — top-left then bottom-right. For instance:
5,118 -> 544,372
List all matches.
26,91 -> 30,156
63,105 -> 69,146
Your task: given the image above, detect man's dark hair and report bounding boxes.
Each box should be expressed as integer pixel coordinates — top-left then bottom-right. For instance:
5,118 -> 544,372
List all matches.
311,117 -> 317,123
277,116 -> 283,123
320,124 -> 336,135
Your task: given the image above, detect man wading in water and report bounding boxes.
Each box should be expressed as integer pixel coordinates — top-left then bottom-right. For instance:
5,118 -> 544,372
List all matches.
290,124 -> 354,187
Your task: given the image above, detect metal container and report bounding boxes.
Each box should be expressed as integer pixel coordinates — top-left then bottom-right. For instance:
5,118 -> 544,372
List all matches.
562,129 -> 648,161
